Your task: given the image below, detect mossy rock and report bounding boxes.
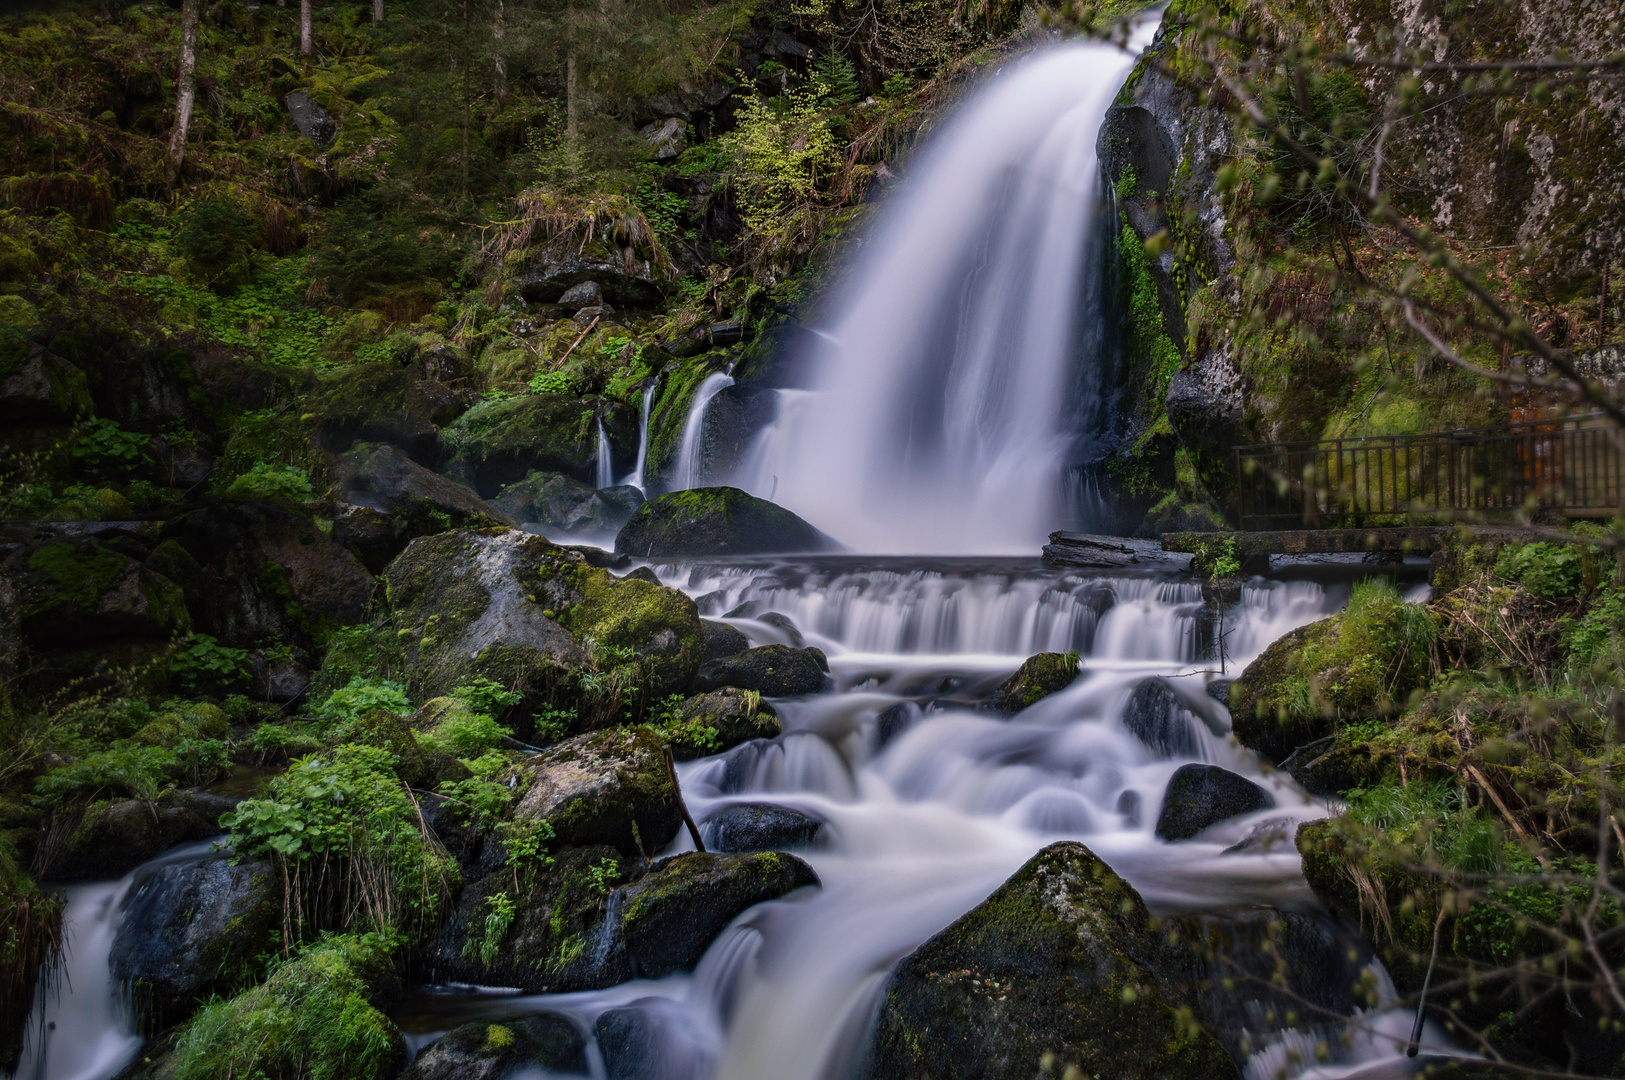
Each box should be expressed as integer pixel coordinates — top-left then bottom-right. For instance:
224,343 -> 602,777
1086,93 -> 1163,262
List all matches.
331,442 -> 515,573
0,341 -> 92,424
7,539 -> 190,650
36,792 -> 235,882
616,850 -> 817,977
491,470 -> 645,537
693,644 -> 827,697
402,1014 -> 587,1079
614,487 -> 837,558
990,651 -> 1079,712
158,933 -> 406,1080
660,687 -> 780,761
510,726 -> 680,855
307,362 -> 444,466
866,840 -> 1237,1080
130,701 -> 230,746
327,528 -> 702,727
110,855 -> 282,1032
328,708 -> 440,790
1229,581 -> 1435,764
443,394 -> 637,495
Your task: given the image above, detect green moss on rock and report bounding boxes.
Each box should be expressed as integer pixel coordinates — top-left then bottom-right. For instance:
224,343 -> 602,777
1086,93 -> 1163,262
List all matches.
866,840 -> 1236,1080
614,487 -> 836,558
990,651 -> 1079,712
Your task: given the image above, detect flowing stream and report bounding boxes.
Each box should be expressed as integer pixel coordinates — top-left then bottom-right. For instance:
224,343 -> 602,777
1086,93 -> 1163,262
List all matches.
673,373 -> 736,492
624,381 -> 658,493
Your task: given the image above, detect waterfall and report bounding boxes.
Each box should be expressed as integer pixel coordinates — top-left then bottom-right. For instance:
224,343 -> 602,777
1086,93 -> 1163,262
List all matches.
595,418 -> 613,489
673,373 -> 736,491
623,380 -> 658,493
14,839 -> 219,1080
732,26 -> 1159,554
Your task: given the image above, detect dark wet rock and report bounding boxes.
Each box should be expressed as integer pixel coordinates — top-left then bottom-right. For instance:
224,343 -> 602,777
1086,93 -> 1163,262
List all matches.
639,116 -> 686,160
615,487 -> 836,558
402,1014 -> 587,1079
866,840 -> 1236,1080
1040,532 -> 1138,569
39,793 -> 235,881
1155,764 -> 1274,841
0,341 -> 91,423
515,237 -> 666,310
1220,815 -> 1299,856
597,997 -> 711,1080
723,599 -> 763,618
875,701 -> 920,750
332,443 -> 514,572
110,855 -> 280,1030
445,396 -> 638,495
313,529 -> 702,728
432,847 -> 815,993
695,644 -> 826,696
557,280 -> 604,309
493,471 -> 645,537
620,566 -> 661,585
2,538 -> 189,650
1121,677 -> 1203,758
307,362 -> 454,466
511,726 -> 681,855
1205,678 -> 1234,705
162,501 -> 372,648
284,90 -> 336,144
1115,789 -> 1142,827
560,544 -> 631,569
665,688 -> 780,761
615,850 -> 817,978
248,652 -> 311,703
701,803 -> 823,853
700,621 -> 749,664
989,651 -> 1079,712
757,611 -> 803,647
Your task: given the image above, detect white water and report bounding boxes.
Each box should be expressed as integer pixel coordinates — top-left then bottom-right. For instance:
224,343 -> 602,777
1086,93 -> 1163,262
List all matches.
13,840 -> 218,1080
731,26 -> 1159,554
388,560 -> 1463,1080
673,373 -> 735,491
595,419 -> 614,489
623,381 -> 658,493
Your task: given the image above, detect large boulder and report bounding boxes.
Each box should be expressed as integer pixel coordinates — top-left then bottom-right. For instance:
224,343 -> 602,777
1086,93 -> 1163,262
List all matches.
694,644 -> 827,697
321,529 -> 702,730
110,855 -> 281,1030
37,793 -> 236,882
511,726 -> 682,855
444,395 -> 637,495
331,443 -> 514,572
2,538 -> 189,649
401,1014 -> 587,1080
596,998 -> 713,1080
614,487 -> 836,558
663,687 -> 781,761
0,340 -> 92,423
514,236 -> 667,310
701,803 -> 823,853
699,619 -> 749,663
307,362 -> 457,466
162,501 -> 372,648
865,841 -> 1236,1080
429,845 -> 816,992
989,652 -> 1078,712
492,470 -> 645,537
1154,764 -> 1274,841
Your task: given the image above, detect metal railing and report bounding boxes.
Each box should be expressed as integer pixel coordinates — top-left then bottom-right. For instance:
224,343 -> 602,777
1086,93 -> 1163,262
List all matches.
1235,414 -> 1625,530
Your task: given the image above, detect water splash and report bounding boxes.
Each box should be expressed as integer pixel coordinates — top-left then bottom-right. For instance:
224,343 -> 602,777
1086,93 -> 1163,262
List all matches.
731,27 -> 1159,553
624,381 -> 658,493
673,373 -> 736,491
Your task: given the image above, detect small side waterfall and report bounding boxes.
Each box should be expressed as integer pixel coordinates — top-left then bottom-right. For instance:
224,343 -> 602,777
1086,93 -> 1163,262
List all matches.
623,381 -> 658,493
595,419 -> 613,489
674,373 -> 736,491
733,26 -> 1158,553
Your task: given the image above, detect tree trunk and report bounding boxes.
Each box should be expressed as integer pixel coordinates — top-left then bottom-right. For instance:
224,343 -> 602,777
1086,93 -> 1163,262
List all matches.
460,0 -> 471,196
492,0 -> 508,106
300,0 -> 312,54
566,51 -> 579,142
166,0 -> 202,186
373,0 -> 384,21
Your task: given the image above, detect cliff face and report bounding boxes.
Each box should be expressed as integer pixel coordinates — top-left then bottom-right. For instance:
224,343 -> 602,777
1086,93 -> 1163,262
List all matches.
1100,0 -> 1624,527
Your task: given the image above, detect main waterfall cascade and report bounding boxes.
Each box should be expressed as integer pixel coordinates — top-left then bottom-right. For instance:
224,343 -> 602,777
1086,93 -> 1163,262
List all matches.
725,25 -> 1159,553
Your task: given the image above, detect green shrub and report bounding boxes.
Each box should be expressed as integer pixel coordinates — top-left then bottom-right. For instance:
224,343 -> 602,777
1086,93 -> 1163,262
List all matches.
813,51 -> 859,106
448,678 -> 523,718
248,722 -> 323,761
223,744 -> 456,936
35,744 -> 176,805
166,933 -> 405,1080
317,677 -> 411,727
1566,586 -> 1625,668
1344,779 -> 1502,873
72,419 -> 150,472
420,710 -> 509,758
1495,542 -> 1584,603
175,198 -> 260,288
172,737 -> 233,786
527,370 -> 575,395
226,461 -> 315,503
170,634 -> 250,690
